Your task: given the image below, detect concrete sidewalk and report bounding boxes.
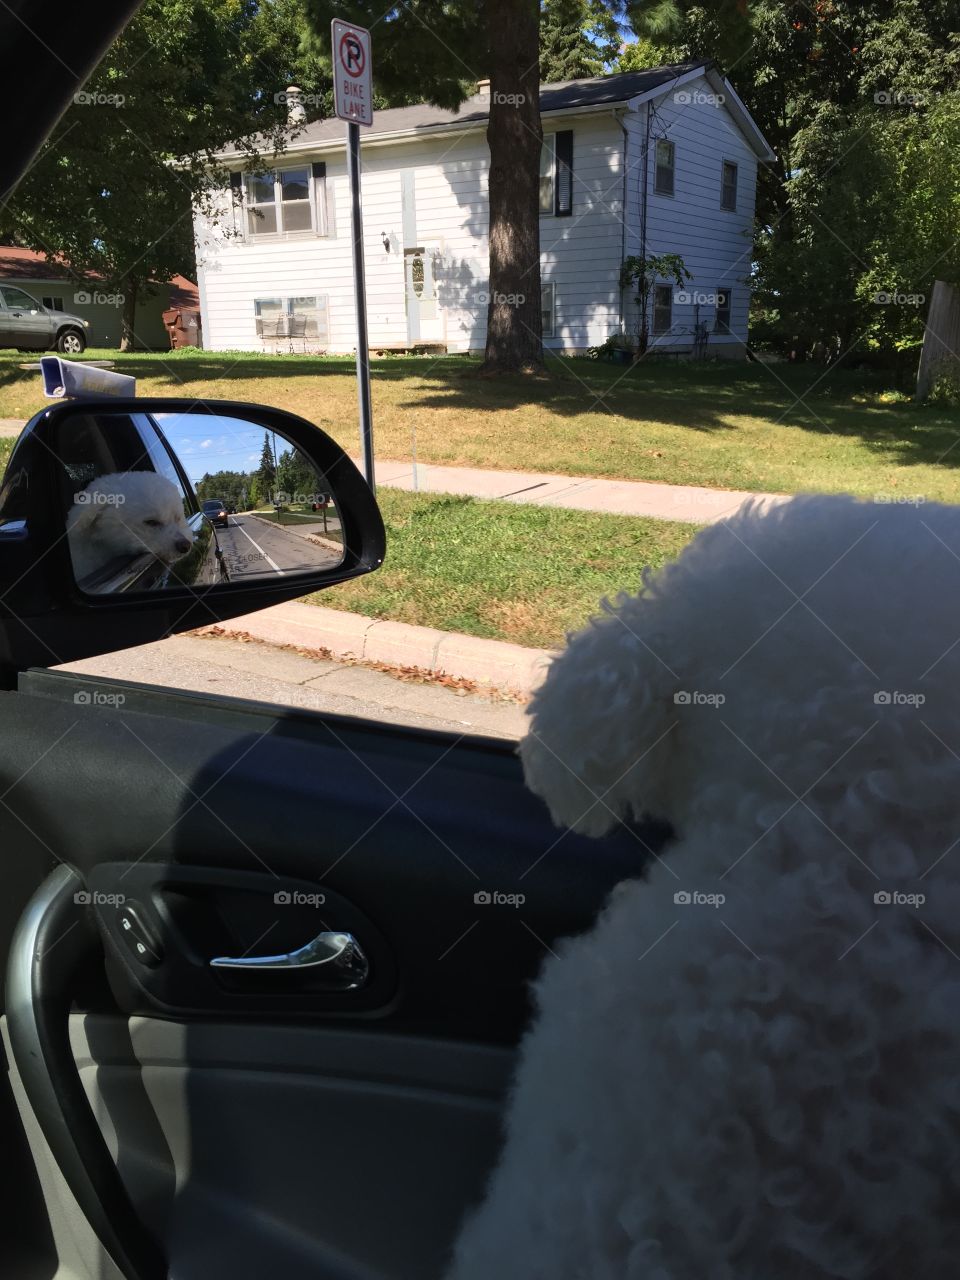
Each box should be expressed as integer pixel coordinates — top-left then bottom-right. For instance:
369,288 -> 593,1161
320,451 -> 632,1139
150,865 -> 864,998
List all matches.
364,458 -> 789,525
212,600 -> 552,697
0,413 -> 783,524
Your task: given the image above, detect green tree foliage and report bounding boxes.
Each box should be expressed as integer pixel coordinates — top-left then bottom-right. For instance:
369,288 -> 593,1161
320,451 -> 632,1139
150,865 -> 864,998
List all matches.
540,0 -> 621,82
196,469 -> 250,509
620,251 -> 691,352
633,0 -> 960,361
0,0 -> 328,349
275,446 -> 322,501
257,431 -> 278,500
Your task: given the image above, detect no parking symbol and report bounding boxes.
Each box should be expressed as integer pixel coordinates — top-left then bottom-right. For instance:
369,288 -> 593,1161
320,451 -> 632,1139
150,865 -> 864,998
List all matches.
332,20 -> 372,126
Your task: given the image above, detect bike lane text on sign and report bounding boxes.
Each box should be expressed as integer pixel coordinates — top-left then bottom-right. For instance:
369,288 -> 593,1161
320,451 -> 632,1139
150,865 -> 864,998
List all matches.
332,20 -> 372,127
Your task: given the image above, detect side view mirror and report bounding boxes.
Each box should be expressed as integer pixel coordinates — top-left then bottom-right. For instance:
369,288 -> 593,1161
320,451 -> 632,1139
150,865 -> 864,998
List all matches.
0,398 -> 385,686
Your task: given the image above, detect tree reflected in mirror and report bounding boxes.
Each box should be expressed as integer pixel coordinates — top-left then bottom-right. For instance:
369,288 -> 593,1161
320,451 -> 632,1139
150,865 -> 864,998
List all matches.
57,409 -> 345,594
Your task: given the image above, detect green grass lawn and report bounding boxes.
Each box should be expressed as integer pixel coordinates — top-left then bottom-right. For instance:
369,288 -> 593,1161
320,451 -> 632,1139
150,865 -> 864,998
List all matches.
248,506 -> 338,527
1,347 -> 958,500
312,488 -> 698,650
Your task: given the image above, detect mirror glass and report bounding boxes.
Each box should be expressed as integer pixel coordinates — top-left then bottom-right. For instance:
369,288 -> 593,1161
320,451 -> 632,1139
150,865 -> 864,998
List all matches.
55,409 -> 345,594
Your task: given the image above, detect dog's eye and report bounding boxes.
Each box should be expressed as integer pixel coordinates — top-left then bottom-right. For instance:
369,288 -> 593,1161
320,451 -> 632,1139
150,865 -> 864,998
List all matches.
142,518 -> 163,528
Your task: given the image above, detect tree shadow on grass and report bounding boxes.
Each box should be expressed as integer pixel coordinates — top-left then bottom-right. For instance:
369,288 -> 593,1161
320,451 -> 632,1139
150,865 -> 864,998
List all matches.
395,354 -> 960,470
3,351 -> 958,473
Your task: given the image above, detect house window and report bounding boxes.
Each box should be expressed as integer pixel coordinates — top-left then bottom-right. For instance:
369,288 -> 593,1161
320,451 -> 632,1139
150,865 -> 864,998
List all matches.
652,284 -> 673,335
539,131 -> 573,216
254,295 -> 329,342
714,287 -> 731,333
244,165 -> 327,238
654,139 -> 675,196
41,296 -> 64,311
541,282 -> 556,338
539,136 -> 555,213
721,160 -> 738,211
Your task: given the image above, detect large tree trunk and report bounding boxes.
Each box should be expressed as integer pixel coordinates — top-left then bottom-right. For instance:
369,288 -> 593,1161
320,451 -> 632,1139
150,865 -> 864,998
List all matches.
481,0 -> 543,374
119,277 -> 138,352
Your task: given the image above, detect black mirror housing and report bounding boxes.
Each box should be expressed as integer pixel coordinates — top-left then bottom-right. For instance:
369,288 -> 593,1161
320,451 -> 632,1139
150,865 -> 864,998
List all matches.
0,398 -> 385,686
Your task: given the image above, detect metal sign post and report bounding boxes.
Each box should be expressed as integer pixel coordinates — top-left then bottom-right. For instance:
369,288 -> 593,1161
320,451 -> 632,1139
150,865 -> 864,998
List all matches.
332,20 -> 375,491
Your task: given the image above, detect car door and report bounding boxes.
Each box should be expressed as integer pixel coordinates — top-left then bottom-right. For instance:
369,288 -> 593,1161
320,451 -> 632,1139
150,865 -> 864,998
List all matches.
0,664 -> 666,1280
0,286 -> 18,346
0,285 -> 53,349
0,391 -> 672,1280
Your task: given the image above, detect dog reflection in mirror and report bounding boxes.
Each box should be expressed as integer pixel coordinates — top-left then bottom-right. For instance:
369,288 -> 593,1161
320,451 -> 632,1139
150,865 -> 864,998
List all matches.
67,471 -> 193,583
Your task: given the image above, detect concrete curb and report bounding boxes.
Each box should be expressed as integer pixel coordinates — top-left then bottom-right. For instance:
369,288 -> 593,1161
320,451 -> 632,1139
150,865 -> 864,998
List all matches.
211,601 -> 554,696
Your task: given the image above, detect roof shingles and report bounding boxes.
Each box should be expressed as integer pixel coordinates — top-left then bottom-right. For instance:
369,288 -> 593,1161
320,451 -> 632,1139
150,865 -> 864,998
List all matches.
231,64 -> 708,156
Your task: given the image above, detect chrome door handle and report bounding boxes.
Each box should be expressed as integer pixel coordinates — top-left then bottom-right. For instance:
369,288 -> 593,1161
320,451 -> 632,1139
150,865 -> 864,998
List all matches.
210,930 -> 369,989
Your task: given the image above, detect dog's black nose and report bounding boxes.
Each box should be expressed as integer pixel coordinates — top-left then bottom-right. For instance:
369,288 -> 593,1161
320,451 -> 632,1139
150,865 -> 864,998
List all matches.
174,537 -> 191,555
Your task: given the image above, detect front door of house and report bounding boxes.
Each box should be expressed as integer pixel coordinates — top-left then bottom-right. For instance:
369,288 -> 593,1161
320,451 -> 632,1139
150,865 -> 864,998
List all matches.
404,245 -> 443,344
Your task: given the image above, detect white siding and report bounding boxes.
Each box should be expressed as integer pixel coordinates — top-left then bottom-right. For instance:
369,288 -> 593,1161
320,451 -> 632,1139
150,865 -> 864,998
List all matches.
194,116 -> 627,354
623,74 -> 759,356
540,114 -> 624,352
193,82 -> 761,356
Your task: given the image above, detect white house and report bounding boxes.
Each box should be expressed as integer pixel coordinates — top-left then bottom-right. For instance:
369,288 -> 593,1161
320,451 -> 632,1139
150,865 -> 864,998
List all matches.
193,62 -> 774,357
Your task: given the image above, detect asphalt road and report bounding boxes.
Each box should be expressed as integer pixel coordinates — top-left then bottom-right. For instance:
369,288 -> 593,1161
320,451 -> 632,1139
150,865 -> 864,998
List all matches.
57,633 -> 527,739
216,514 -> 343,581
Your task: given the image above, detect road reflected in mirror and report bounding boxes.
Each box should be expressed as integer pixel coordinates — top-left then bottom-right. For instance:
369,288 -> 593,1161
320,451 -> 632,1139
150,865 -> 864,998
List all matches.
57,408 -> 345,594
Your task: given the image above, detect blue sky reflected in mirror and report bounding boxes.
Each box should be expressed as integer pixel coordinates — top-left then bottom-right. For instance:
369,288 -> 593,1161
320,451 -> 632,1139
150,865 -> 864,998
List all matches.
153,413 -> 281,485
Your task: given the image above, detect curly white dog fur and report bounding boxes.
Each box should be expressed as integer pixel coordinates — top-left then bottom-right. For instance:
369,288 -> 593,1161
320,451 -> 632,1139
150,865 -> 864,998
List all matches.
446,494 -> 960,1280
66,470 -> 193,583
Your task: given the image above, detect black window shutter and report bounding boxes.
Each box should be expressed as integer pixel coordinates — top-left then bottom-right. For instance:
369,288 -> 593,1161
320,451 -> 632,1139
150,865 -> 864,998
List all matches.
311,161 -> 332,235
230,171 -> 243,230
554,130 -> 573,217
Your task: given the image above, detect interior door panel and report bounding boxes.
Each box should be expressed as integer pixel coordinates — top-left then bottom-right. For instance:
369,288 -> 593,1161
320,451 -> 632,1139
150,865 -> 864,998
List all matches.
0,669 -> 672,1279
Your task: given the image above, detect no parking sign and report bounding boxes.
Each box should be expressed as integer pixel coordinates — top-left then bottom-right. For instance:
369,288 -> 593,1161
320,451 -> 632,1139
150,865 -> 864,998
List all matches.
331,19 -> 376,489
332,20 -> 372,127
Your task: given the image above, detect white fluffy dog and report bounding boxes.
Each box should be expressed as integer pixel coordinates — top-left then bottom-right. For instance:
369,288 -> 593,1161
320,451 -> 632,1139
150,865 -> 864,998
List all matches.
66,471 -> 193,582
447,494 -> 960,1280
